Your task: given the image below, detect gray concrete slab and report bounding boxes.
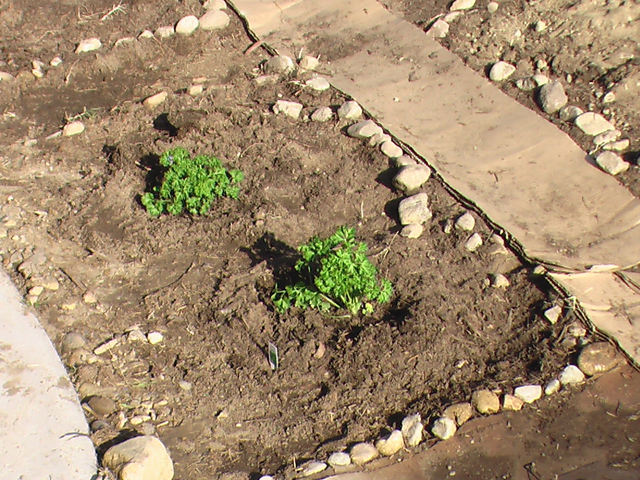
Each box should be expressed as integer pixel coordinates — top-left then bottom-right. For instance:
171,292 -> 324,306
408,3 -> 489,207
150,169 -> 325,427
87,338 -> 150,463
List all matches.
0,270 -> 97,480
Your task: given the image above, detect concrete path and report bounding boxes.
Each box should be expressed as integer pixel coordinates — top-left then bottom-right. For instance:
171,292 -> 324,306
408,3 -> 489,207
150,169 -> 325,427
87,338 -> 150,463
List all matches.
0,270 -> 96,480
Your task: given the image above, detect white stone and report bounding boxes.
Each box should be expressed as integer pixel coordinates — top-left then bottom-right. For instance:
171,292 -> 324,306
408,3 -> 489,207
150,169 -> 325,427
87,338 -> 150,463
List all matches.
83,291 -> 97,304
381,140 -> 403,158
559,105 -> 583,122
102,436 -> 174,480
443,11 -> 464,22
401,413 -> 424,447
306,77 -> 330,92
176,15 -> 199,35
502,394 -> 524,411
393,165 -> 431,193
593,130 -> 621,146
543,305 -> 562,325
465,233 -> 483,252
574,112 -> 615,136
301,461 -> 327,476
395,155 -> 417,167
203,0 -> 227,9
347,120 -> 383,139
538,81 -> 568,114
603,139 -> 630,151
350,443 -> 378,465
155,26 -> 175,39
534,20 -> 547,32
29,286 -> 44,296
0,71 -> 15,82
398,193 -> 432,225
253,74 -> 279,86
596,151 -> 629,176
115,37 -> 135,47
127,328 -> 147,342
558,365 -> 585,385
143,92 -> 168,109
489,61 -> 516,82
337,101 -> 362,120
514,385 -> 542,403
431,417 -> 457,440
138,30 -> 154,39
327,452 -> 351,467
369,132 -> 391,147
531,74 -> 549,86
62,121 -> 85,137
491,273 -> 510,289
188,84 -> 204,96
400,224 -> 424,238
273,100 -> 303,119
199,10 -> 230,30
429,19 -> 449,38
375,430 -> 405,456
311,107 -> 333,122
147,331 -> 164,344
603,92 -> 616,103
264,56 -> 295,74
487,1 -> 499,13
299,56 -> 320,71
75,38 -> 102,53
544,378 -> 561,395
450,0 -> 476,10
455,212 -> 475,231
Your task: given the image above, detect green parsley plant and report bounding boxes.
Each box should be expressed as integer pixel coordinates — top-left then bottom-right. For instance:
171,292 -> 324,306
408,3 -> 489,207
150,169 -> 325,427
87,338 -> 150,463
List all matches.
141,147 -> 244,216
272,226 -> 393,315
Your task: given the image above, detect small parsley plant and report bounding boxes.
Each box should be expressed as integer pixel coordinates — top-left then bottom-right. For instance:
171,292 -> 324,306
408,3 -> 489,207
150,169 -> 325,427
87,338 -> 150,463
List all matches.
141,147 -> 244,216
272,226 -> 393,315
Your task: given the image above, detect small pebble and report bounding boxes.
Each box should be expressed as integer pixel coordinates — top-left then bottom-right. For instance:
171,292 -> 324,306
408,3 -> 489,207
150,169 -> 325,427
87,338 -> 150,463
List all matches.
567,322 -> 587,338
471,389 -> 500,414
558,365 -> 585,385
595,151 -> 629,176
429,19 -> 449,38
381,140 -> 404,159
129,414 -> 151,425
60,332 -> 87,353
395,155 -> 417,167
375,430 -> 405,456
398,193 -> 432,225
155,26 -> 175,39
76,38 -> 102,53
602,139 -> 630,151
531,74 -> 549,86
455,212 -> 475,231
489,61 -> 516,82
203,0 -> 227,9
464,233 -> 483,252
369,132 -> 391,147
306,77 -> 330,92
442,403 -> 473,426
178,380 -> 192,391
347,120 -> 383,139
514,385 -> 542,403
393,164 -> 431,193
534,20 -> 547,32
143,92 -> 168,109
188,84 -> 204,96
328,452 -> 351,467
401,413 -> 424,447
273,100 -> 303,119
63,121 -> 85,137
264,55 -> 295,75
0,71 -> 15,82
337,101 -> 362,120
491,273 -> 510,289
544,378 -> 561,395
400,224 -> 424,238
559,105 -> 583,122
350,442 -> 379,465
543,305 -> 562,324
301,461 -> 327,476
175,15 -> 199,35
147,331 -> 164,344
83,291 -> 97,304
138,30 -> 154,39
29,286 -> 44,296
443,11 -> 463,22
299,56 -> 320,70
602,92 -> 616,103
538,81 -> 568,114
574,112 -> 615,136
253,74 -> 279,86
577,342 -> 619,376
311,107 -> 333,122
127,328 -> 147,342
431,417 -> 457,440
450,0 -> 476,10
593,130 -> 621,146
199,9 -> 230,30
87,395 -> 116,416
94,337 -> 120,355
487,1 -> 499,12
502,394 -> 524,411
515,77 -> 537,92
114,37 -> 135,47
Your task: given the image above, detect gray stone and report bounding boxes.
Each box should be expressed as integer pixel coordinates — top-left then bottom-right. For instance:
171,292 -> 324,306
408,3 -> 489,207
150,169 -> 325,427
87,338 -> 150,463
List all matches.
429,19 -> 449,38
502,394 -> 524,411
464,233 -> 483,252
306,77 -> 330,92
347,120 -> 383,139
577,342 -> 620,376
442,402 -> 473,426
154,26 -> 175,39
543,305 -> 562,325
398,193 -> 432,225
489,61 -> 516,82
455,212 -> 475,231
199,10 -> 230,30
394,155 -> 417,167
400,224 -> 424,238
60,332 -> 87,354
538,81 -> 568,114
368,132 -> 391,147
0,71 -> 15,82
102,436 -> 173,480
574,112 -> 616,135
535,20 -> 547,32
311,107 -> 333,122
603,139 -> 630,151
531,74 -> 549,86
491,273 -> 510,289
596,151 -> 629,176
514,385 -> 542,403
559,105 -> 584,122
175,15 -> 199,35
381,140 -> 404,158
327,452 -> 351,467
431,417 -> 457,440
471,389 -> 500,414
401,413 -> 424,447
558,365 -> 585,385
264,56 -> 295,75
487,1 -> 499,13
593,130 -> 621,146
450,0 -> 476,10
515,77 -> 537,92
393,165 -> 431,193
87,395 -> 116,416
544,378 -> 561,395
273,100 -> 303,119
301,461 -> 327,477
337,101 -> 362,120
350,442 -> 378,465
375,430 -> 405,456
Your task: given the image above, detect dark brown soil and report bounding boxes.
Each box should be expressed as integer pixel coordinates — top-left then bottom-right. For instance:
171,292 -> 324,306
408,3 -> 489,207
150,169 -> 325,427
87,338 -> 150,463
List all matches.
0,1 -> 610,479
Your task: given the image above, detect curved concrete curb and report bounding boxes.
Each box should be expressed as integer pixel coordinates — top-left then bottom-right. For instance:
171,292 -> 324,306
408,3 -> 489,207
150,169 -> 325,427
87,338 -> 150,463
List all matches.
0,270 -> 97,479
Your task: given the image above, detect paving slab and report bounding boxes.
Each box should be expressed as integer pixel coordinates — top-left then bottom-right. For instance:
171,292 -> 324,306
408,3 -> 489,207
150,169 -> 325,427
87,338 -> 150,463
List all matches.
0,270 -> 97,480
